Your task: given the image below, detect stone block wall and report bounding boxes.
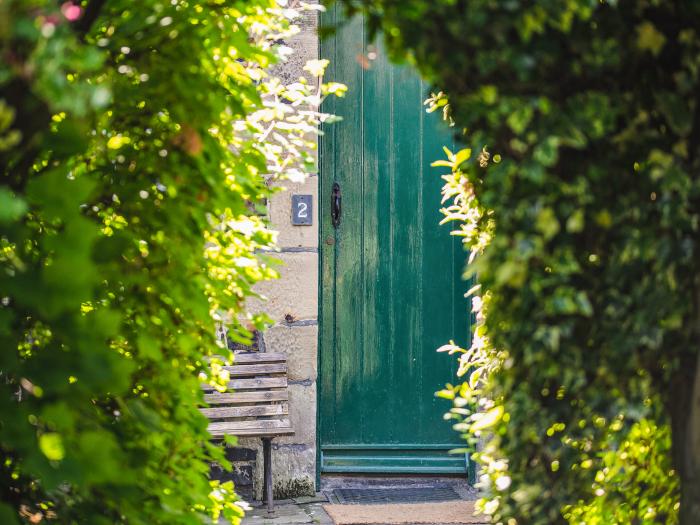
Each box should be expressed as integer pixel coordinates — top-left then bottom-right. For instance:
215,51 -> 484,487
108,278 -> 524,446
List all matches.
236,2 -> 321,501
210,446 -> 257,501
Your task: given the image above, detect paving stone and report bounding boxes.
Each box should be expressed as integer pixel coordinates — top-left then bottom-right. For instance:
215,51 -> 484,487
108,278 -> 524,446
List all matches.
242,503 -> 314,525
300,503 -> 334,525
293,494 -> 329,505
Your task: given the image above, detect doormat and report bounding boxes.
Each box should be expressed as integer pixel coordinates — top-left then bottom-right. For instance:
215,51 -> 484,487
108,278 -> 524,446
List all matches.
323,501 -> 485,524
329,487 -> 461,504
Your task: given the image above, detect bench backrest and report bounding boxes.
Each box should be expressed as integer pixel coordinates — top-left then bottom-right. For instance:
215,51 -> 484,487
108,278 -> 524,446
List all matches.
201,352 -> 294,438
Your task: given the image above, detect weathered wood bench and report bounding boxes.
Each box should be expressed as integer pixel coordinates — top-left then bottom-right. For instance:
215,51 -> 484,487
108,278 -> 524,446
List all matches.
201,352 -> 294,514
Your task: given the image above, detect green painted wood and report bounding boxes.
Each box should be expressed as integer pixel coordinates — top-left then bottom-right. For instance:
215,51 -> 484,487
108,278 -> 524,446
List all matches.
322,446 -> 468,474
319,7 -> 471,474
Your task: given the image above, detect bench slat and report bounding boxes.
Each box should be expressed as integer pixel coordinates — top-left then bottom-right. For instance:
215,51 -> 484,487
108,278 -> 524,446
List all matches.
202,351 -> 294,440
208,418 -> 292,433
209,427 -> 295,438
233,352 -> 286,364
203,391 -> 288,405
224,363 -> 287,377
202,377 -> 287,391
200,404 -> 288,419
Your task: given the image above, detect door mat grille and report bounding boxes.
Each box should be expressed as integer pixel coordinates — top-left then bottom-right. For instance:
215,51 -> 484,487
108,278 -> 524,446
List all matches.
329,487 -> 461,505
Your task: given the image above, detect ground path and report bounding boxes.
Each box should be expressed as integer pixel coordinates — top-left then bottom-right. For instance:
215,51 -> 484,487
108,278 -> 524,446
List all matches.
241,478 -> 487,525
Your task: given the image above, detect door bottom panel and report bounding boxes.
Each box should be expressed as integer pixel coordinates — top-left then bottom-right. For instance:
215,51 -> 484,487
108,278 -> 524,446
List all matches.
321,445 -> 470,475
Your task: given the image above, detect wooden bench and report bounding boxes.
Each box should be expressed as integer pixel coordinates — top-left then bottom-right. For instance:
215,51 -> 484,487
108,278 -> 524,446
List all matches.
201,352 -> 294,514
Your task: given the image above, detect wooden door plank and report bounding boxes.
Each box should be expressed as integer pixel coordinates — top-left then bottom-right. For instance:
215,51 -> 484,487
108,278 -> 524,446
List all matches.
318,0 -> 340,456
361,37 -> 394,445
391,62 -> 425,442
329,10 -> 366,446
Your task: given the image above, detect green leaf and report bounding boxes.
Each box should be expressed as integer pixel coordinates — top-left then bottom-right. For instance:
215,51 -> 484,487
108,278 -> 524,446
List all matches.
471,406 -> 504,432
39,433 -> 65,461
566,209 -> 584,233
507,106 -> 533,135
636,22 -> 666,56
480,85 -> 498,104
137,333 -> 161,360
0,188 -> 26,223
469,368 -> 482,389
45,119 -> 89,159
26,168 -> 96,219
536,207 -> 560,239
656,92 -> 692,136
454,148 -> 472,167
303,59 -> 330,77
532,137 -> 559,167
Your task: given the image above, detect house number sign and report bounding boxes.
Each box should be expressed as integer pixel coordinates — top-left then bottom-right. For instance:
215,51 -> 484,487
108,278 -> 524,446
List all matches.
291,194 -> 312,226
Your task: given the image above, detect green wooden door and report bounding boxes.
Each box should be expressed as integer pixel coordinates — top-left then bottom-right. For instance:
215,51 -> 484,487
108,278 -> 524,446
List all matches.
319,10 -> 471,474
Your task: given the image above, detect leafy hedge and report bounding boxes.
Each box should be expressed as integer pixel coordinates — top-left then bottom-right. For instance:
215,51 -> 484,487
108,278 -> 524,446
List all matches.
0,1 -> 340,523
335,0 -> 700,523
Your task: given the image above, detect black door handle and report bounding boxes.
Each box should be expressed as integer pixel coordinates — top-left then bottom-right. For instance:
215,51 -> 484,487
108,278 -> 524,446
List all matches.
331,182 -> 341,228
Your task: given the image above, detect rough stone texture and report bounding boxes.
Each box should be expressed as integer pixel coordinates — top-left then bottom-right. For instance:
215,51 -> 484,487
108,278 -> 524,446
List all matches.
241,440 -> 317,501
270,445 -> 316,499
269,0 -> 319,81
250,252 -> 318,323
237,383 -> 317,500
231,1 -> 321,504
263,324 -> 317,381
272,31 -> 319,86
278,382 -> 317,446
210,445 -> 257,501
269,177 -> 319,249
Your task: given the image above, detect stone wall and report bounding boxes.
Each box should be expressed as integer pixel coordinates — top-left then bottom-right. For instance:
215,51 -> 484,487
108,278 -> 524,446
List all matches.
233,2 -> 321,501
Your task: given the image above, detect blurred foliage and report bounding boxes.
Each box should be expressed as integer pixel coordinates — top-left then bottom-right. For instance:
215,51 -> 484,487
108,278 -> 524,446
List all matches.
0,1 -> 340,523
334,0 -> 700,523
564,419 -> 679,524
435,144 -> 681,524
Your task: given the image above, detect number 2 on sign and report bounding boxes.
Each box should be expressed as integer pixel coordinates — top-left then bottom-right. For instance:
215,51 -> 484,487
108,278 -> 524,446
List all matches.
297,202 -> 308,218
291,194 -> 312,225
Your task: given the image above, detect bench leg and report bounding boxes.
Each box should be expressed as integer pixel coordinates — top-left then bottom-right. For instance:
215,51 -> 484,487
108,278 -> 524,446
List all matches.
262,437 -> 274,515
